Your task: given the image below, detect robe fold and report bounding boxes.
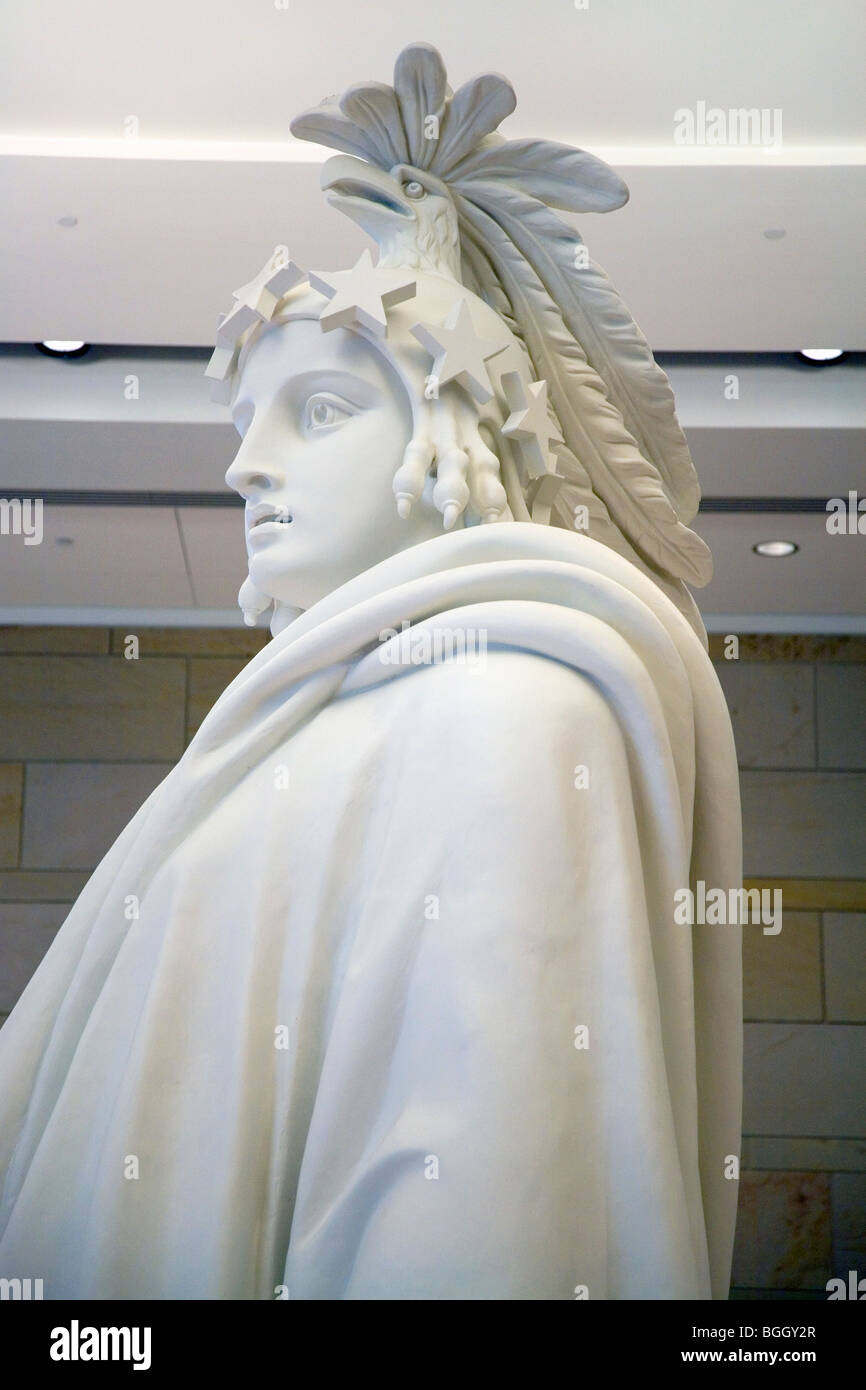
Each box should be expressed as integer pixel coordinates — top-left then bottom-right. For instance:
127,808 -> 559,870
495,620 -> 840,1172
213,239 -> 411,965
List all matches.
0,524 -> 742,1300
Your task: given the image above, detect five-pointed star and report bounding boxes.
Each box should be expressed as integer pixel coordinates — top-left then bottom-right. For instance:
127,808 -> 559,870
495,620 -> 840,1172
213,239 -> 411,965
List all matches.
309,250 -> 416,337
500,373 -> 563,476
232,254 -> 307,323
205,253 -> 308,397
215,254 -> 307,351
410,298 -> 505,404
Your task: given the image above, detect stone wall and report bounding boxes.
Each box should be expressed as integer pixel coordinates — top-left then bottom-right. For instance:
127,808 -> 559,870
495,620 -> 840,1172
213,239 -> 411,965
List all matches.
1,625 -> 864,1298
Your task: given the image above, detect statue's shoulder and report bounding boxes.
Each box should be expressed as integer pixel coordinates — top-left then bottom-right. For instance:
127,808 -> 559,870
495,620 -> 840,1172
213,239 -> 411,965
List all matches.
385,640 -> 616,752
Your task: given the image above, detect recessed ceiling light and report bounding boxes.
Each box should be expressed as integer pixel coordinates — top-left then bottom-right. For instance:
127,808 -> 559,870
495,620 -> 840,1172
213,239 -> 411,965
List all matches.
753,540 -> 798,558
797,348 -> 846,364
35,340 -> 90,358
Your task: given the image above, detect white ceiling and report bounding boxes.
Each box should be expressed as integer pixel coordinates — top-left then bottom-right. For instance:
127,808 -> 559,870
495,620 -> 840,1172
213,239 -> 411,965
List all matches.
0,1 -> 863,628
2,157 -> 863,350
2,0 -> 863,144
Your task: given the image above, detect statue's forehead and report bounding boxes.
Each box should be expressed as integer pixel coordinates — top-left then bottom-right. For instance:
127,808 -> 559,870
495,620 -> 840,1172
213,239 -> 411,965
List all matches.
238,312 -> 387,387
235,268 -> 518,407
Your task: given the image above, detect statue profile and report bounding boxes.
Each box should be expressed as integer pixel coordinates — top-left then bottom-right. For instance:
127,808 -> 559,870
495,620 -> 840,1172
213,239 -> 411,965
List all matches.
0,43 -> 742,1300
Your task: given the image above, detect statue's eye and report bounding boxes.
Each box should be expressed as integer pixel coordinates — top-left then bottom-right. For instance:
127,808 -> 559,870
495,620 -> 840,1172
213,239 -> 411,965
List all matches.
403,180 -> 426,200
302,393 -> 354,434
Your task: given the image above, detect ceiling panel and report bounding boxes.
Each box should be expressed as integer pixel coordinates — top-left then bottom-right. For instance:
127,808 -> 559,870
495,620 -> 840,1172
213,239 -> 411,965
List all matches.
0,506 -> 193,606
693,513 -> 865,619
177,507 -> 247,609
0,508 -> 861,629
1,156 -> 863,351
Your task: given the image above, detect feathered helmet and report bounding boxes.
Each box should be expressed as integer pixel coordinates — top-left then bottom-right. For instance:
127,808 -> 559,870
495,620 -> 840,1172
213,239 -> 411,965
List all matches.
206,41 -> 710,602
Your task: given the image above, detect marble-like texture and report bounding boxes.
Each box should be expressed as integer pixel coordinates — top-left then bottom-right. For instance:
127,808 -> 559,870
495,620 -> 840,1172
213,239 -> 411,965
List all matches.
740,772 -> 866,877
0,764 -> 23,869
21,762 -> 173,870
744,1024 -> 866,1136
817,665 -> 866,770
0,657 -> 186,760
732,1171 -> 831,1291
0,527 -> 743,1300
716,662 -> 814,769
823,913 -> 866,1022
742,912 -> 822,1021
0,902 -> 68,1012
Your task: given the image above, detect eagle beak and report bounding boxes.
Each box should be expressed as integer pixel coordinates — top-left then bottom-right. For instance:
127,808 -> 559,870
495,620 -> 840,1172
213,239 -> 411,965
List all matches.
320,155 -> 415,240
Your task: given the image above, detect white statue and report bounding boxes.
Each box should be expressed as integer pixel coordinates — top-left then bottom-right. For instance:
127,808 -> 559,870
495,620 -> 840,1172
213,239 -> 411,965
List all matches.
0,44 -> 742,1300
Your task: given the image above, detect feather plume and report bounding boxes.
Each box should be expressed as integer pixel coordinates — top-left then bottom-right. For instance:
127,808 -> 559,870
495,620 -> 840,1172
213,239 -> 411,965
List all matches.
451,138 -> 629,214
456,194 -> 711,586
435,73 -> 516,168
393,41 -> 449,168
289,102 -> 386,165
288,41 -> 709,583
457,180 -> 701,521
339,83 -> 409,168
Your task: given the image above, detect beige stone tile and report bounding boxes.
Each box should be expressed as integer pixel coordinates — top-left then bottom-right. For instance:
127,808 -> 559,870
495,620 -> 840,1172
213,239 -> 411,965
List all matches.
732,1171 -> 831,1291
187,659 -> 249,740
110,627 -> 268,658
0,870 -> 88,901
743,912 -> 822,1021
0,657 -> 186,759
740,772 -> 866,878
741,1137 -> 866,1173
824,914 -> 866,1022
0,902 -> 69,1012
744,879 -> 866,912
710,636 -> 866,663
21,762 -> 174,870
743,1024 -> 866,1136
831,1173 -> 866,1281
0,626 -> 109,654
817,666 -> 866,770
716,663 -> 814,769
0,763 -> 23,868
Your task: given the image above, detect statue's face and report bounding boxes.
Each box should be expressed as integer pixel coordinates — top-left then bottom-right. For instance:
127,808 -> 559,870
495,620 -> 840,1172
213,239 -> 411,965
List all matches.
225,317 -> 446,611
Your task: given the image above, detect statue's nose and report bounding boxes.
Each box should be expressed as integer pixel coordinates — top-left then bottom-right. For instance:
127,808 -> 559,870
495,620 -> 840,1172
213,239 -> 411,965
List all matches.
225,436 -> 283,499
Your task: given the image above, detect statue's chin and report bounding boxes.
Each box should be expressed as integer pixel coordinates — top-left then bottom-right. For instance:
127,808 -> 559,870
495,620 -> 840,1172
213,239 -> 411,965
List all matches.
247,509 -> 455,614
249,541 -> 367,614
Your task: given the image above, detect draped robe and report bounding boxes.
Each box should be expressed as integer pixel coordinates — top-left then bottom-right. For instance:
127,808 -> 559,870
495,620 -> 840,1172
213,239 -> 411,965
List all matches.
0,524 -> 742,1300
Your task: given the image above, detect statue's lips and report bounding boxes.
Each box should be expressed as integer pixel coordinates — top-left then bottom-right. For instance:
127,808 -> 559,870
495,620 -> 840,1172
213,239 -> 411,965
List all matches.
248,523 -> 292,548
248,509 -> 293,542
323,179 -> 412,219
